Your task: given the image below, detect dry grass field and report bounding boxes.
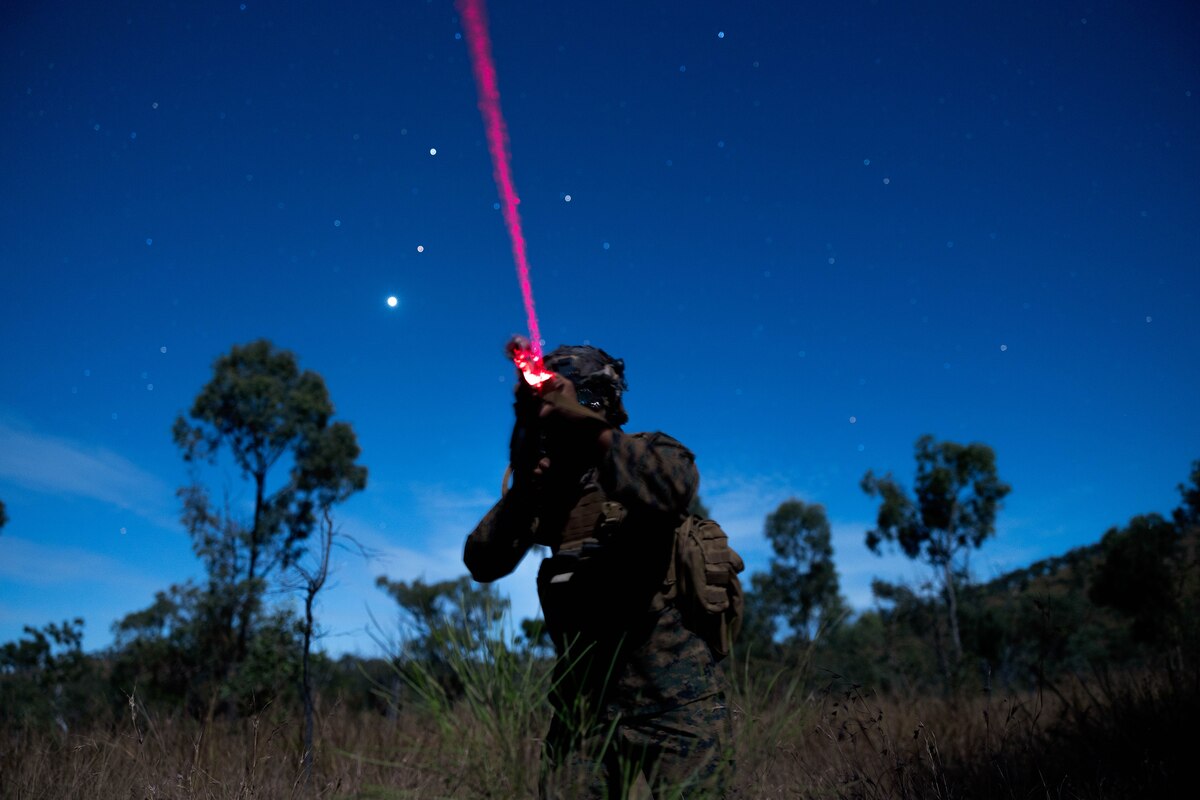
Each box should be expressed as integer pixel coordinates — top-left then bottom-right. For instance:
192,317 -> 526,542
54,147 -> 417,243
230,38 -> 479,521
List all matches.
2,662 -> 1188,799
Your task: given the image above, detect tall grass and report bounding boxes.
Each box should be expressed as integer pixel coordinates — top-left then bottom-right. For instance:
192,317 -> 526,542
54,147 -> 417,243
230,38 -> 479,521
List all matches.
373,619 -> 554,798
2,643 -> 1191,797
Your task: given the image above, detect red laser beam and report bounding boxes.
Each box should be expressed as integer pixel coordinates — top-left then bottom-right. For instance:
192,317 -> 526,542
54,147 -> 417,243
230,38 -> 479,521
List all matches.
456,0 -> 554,388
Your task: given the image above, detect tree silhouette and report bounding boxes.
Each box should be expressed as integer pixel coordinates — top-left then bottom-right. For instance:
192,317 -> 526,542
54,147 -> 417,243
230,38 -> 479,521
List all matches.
861,435 -> 1010,672
1175,459 -> 1200,534
1090,513 -> 1181,646
754,499 -> 841,644
172,339 -> 367,666
111,339 -> 371,715
288,509 -> 348,786
376,575 -> 509,699
0,619 -> 89,729
283,508 -> 372,786
518,616 -> 553,658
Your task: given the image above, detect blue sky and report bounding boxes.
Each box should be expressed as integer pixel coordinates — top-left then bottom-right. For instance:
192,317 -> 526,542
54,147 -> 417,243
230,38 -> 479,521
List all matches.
1,0 -> 1197,655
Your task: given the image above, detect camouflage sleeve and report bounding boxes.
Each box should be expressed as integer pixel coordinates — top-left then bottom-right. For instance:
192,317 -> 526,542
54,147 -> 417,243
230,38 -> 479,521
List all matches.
597,431 -> 699,517
463,488 -> 538,583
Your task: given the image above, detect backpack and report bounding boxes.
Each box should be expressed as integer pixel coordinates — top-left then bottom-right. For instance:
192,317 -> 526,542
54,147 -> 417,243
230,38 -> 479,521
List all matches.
664,515 -> 745,660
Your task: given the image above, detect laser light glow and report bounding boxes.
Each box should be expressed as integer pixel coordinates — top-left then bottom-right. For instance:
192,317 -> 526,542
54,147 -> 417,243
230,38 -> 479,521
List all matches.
512,346 -> 554,387
456,0 -> 549,385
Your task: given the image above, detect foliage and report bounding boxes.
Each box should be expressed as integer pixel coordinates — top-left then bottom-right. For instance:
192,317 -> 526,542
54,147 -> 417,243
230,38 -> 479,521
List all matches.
171,339 -> 366,657
861,434 -> 1010,674
752,499 -> 842,645
739,572 -> 782,659
375,574 -> 510,700
819,579 -> 945,694
291,509 -> 336,785
367,575 -> 549,796
518,616 -> 553,658
110,584 -> 205,710
110,586 -> 305,716
4,335 -> 1199,795
861,435 -> 1010,563
1090,513 -> 1181,645
109,340 -> 365,718
5,631 -> 1198,799
1175,458 -> 1200,532
0,619 -> 103,730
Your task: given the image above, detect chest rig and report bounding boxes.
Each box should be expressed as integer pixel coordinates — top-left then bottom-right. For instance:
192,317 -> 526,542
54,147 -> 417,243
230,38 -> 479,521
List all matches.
535,476 -> 646,644
540,478 -> 627,556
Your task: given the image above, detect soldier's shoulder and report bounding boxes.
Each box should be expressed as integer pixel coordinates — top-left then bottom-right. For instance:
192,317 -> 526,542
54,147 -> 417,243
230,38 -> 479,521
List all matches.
628,431 -> 696,450
626,431 -> 695,455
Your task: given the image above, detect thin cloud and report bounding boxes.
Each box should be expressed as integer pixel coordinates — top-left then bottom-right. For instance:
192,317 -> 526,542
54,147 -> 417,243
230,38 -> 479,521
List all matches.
0,421 -> 176,528
0,537 -> 169,652
407,482 -> 497,539
0,535 -> 163,595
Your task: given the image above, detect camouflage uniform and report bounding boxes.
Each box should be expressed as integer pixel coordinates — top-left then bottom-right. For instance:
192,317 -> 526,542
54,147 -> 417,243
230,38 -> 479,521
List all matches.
466,430 -> 733,799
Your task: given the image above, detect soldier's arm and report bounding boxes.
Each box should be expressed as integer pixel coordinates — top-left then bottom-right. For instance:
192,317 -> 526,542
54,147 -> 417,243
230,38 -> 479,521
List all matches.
596,431 -> 699,517
463,486 -> 538,583
535,373 -> 698,514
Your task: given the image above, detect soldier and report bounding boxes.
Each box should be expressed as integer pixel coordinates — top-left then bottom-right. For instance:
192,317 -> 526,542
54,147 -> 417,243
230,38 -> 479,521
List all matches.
465,339 -> 734,799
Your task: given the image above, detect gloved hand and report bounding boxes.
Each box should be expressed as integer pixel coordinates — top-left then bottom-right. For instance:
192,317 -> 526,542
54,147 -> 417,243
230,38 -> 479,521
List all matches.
506,336 -> 546,491
504,337 -> 612,488
509,388 -> 544,485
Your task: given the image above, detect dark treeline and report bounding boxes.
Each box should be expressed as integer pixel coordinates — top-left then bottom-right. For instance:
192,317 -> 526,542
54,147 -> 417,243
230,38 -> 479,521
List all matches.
742,452 -> 1200,699
2,340 -> 1198,753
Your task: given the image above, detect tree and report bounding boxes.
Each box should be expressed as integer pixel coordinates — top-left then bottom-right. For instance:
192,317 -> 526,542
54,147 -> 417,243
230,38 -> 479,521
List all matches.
1174,459 -> 1200,534
375,575 -> 509,698
0,499 -> 7,531
1090,514 -> 1181,646
376,575 -> 509,660
518,616 -> 553,659
293,511 -> 333,786
1169,460 -> 1200,659
288,509 -> 367,786
1,619 -> 91,730
171,340 -> 366,668
111,584 -> 203,709
861,435 -> 1010,673
111,340 -> 367,715
753,499 -> 841,644
739,575 -> 782,659
867,579 -> 945,691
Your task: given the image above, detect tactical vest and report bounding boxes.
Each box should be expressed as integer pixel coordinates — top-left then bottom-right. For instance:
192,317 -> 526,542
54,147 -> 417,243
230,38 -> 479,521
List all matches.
545,482 -> 626,555
534,477 -> 745,660
535,478 -> 661,647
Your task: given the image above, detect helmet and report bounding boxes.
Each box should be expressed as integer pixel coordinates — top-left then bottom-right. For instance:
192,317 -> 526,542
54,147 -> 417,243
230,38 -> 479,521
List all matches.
543,345 -> 628,427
